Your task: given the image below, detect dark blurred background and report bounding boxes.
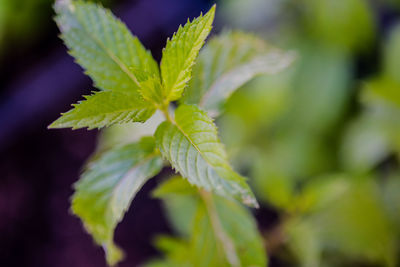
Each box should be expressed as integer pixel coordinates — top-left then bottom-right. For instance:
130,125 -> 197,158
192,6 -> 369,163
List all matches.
2,0 -> 400,267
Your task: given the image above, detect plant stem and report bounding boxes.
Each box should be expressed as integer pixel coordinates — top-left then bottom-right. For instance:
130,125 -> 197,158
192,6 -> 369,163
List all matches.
161,102 -> 173,122
198,189 -> 240,267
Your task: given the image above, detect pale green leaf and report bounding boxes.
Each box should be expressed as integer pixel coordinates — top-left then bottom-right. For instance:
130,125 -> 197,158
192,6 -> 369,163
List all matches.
303,0 -> 375,52
154,104 -> 258,207
285,218 -> 321,267
72,137 -> 163,266
149,235 -> 192,267
153,175 -> 198,198
382,174 -> 400,227
48,91 -> 155,129
197,193 -> 267,267
153,176 -> 199,236
340,79 -> 400,171
302,177 -> 397,266
384,23 -> 400,84
98,111 -> 165,151
149,178 -> 267,267
340,111 -> 390,172
298,174 -> 350,213
160,5 -> 215,102
252,153 -> 296,211
181,31 -> 295,116
54,0 -> 159,95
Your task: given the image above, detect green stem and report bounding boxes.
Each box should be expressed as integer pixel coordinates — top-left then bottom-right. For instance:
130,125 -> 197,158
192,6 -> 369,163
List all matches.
160,102 -> 173,122
198,189 -> 240,267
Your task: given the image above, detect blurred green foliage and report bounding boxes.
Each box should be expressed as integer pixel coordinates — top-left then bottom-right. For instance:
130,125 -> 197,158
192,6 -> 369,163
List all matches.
301,0 -> 375,52
0,0 -> 52,55
137,0 -> 400,266
212,0 -> 400,266
0,0 -> 112,57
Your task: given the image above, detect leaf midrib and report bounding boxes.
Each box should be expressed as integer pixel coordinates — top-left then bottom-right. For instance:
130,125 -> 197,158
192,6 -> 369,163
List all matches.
171,118 -> 225,184
108,151 -> 160,221
163,15 -> 210,99
62,95 -> 152,121
71,5 -> 141,88
199,190 -> 240,267
199,54 -> 261,107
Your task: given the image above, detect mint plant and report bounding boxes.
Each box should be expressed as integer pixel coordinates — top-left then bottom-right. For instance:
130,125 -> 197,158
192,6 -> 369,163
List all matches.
50,0 -> 294,265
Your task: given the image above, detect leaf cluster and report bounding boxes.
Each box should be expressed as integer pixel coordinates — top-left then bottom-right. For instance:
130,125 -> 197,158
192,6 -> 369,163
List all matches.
50,0 -> 294,265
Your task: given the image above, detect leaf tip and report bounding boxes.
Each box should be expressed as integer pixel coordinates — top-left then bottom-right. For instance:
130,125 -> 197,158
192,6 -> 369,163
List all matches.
47,123 -> 55,130
48,119 -> 62,129
243,195 -> 260,208
208,4 -> 216,16
104,242 -> 125,266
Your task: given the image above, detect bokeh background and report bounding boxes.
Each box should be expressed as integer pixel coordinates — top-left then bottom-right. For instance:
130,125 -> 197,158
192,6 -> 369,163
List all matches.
1,0 -> 400,266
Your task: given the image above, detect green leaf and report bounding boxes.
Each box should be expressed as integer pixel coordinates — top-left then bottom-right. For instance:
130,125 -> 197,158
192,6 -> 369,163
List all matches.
150,235 -> 192,266
149,179 -> 267,267
252,153 -> 296,211
363,77 -> 400,109
140,76 -> 166,108
384,24 -> 400,84
153,176 -> 199,236
97,111 -> 165,151
153,175 -> 197,198
340,78 -> 400,171
144,260 -> 176,267
194,193 -> 267,267
382,174 -> 400,228
340,111 -> 390,172
71,137 -> 163,266
154,104 -> 258,207
48,91 -> 155,129
181,31 -> 295,116
300,177 -> 397,266
284,218 -> 321,267
54,0 -> 159,95
303,0 -> 375,52
160,5 -> 215,102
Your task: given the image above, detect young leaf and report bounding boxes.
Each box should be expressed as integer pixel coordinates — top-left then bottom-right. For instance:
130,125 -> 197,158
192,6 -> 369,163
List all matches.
48,91 -> 155,129
54,0 -> 160,94
154,104 -> 258,207
71,137 -> 163,266
181,31 -> 295,116
139,76 -> 165,108
160,5 -> 215,102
